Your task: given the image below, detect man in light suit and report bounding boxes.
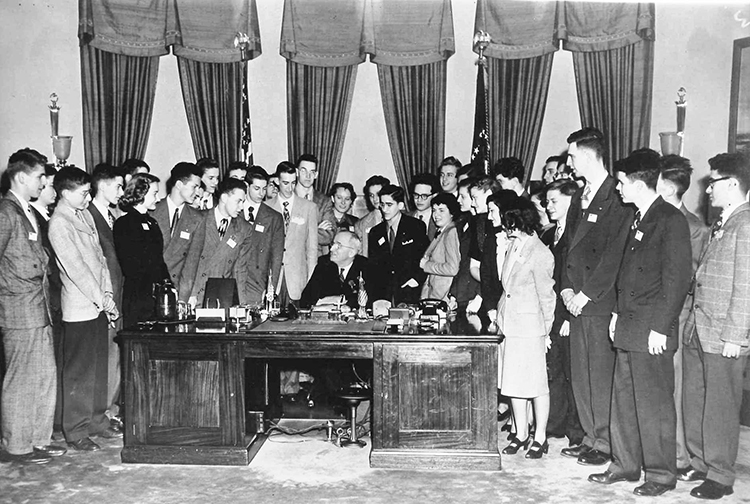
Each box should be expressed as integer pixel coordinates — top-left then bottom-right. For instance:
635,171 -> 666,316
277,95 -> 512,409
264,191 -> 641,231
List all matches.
242,168 -> 284,305
267,162 -> 318,304
560,128 -> 632,466
87,164 -> 124,426
682,152 -> 750,500
408,173 -> 439,241
0,149 -> 62,464
655,154 -> 709,477
151,162 -> 205,296
294,154 -> 335,255
588,151 -> 692,496
49,166 -> 120,452
368,184 -> 429,305
180,178 -> 252,306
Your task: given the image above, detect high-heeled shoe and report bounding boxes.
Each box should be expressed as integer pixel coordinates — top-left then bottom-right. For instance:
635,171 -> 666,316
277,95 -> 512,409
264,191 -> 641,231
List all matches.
502,435 -> 530,455
525,439 -> 549,459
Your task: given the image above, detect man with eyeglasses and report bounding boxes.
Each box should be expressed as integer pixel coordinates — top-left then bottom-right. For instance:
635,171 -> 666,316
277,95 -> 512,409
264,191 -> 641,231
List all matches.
294,154 -> 336,256
681,152 -> 750,500
407,173 -> 439,240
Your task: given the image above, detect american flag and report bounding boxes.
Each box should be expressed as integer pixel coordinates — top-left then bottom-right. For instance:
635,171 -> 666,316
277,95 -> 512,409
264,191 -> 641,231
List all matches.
241,62 -> 253,165
471,58 -> 490,175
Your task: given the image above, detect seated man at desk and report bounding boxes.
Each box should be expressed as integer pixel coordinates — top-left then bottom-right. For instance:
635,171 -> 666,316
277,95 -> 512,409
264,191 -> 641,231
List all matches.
300,230 -> 371,309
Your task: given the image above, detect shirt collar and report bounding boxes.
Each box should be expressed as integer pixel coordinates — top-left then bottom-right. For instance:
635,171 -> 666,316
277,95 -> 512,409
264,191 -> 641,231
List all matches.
167,196 -> 184,218
584,171 -> 607,200
388,211 -> 402,231
637,193 -> 660,219
721,202 -> 742,223
214,207 -> 231,228
30,201 -> 49,221
92,199 -> 112,220
9,189 -> 30,211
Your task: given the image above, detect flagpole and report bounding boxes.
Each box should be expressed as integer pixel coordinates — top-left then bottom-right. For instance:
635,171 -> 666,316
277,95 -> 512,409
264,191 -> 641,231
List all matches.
234,32 -> 253,165
472,31 -> 492,175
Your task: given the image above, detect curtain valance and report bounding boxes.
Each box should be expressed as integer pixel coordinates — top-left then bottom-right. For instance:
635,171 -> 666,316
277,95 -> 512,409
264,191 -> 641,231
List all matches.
475,0 -> 654,59
280,0 -> 455,67
78,0 -> 261,63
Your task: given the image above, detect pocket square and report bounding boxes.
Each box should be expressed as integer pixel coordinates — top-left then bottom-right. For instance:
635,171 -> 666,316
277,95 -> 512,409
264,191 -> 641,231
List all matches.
402,239 -> 414,245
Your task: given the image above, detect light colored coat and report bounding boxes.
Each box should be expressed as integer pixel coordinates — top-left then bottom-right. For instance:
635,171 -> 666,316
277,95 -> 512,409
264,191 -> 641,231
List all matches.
48,204 -> 112,322
420,223 -> 460,300
497,234 -> 555,337
684,202 -> 750,355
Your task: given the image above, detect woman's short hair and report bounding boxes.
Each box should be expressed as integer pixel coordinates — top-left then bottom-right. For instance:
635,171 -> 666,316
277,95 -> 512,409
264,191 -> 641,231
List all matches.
431,192 -> 461,219
120,173 -> 160,212
501,197 -> 541,236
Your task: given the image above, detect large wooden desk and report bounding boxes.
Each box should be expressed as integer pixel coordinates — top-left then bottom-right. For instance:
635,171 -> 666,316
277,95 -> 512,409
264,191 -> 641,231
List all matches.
118,319 -> 501,470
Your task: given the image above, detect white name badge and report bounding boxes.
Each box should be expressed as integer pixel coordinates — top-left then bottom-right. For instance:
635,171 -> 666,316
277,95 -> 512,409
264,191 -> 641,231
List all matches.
142,223 -> 150,230
180,231 -> 190,240
587,213 -> 598,223
378,237 -> 385,246
226,238 -> 237,249
635,230 -> 643,241
28,232 -> 38,241
255,224 -> 265,232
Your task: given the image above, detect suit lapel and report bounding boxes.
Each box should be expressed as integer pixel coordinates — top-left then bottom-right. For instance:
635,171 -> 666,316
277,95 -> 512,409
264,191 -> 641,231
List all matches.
569,177 -> 615,251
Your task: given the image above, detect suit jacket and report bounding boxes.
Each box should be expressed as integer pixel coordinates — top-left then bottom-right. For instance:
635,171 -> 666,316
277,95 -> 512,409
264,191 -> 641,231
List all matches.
684,202 -> 750,355
243,203 -> 285,305
31,205 -> 61,313
300,254 -> 371,309
421,222 -> 460,300
541,222 -> 568,336
368,214 -> 429,305
88,203 -> 123,309
613,197 -> 692,352
267,195 -> 319,300
180,210 -> 252,304
562,176 -> 632,315
449,212 -> 479,305
151,199 -> 206,291
680,204 -> 709,276
497,234 -> 555,337
0,193 -> 50,328
408,209 -> 438,241
49,204 -> 112,322
479,228 -> 505,314
353,209 -> 382,258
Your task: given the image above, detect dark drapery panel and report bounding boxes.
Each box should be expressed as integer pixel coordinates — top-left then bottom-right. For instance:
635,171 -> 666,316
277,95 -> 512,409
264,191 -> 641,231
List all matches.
572,39 -> 654,169
79,44 -> 159,172
286,61 -> 358,193
177,58 -> 244,172
487,54 -> 554,184
377,61 -> 447,190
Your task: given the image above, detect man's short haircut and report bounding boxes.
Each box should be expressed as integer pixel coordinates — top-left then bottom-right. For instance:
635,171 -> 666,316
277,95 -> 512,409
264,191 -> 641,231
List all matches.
469,176 -> 500,194
708,152 -> 750,194
217,177 -> 247,197
567,127 -> 606,162
44,163 -> 58,178
328,182 -> 356,200
378,184 -> 405,204
121,158 -> 150,177
363,175 -> 391,211
544,179 -> 579,198
431,192 -> 461,219
545,155 -> 563,165
296,153 -> 318,166
615,150 -> 660,191
91,163 -> 122,197
167,162 -> 201,193
196,157 -> 220,175
54,165 -> 92,195
438,156 -> 462,172
659,155 -> 693,198
458,161 -> 483,179
6,148 -> 46,182
119,173 -> 160,212
491,157 -> 525,183
337,230 -> 361,253
458,177 -> 476,191
247,166 -> 269,184
275,161 -> 297,177
409,172 -> 440,195
226,160 -> 248,174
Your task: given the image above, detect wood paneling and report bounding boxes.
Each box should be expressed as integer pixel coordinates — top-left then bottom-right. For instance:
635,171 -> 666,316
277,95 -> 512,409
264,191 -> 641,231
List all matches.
149,360 -> 220,428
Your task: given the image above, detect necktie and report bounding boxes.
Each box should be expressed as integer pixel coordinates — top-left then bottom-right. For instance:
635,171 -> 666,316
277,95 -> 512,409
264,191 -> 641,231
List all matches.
710,218 -> 723,239
554,224 -> 563,245
218,218 -> 229,239
388,226 -> 395,251
282,201 -> 290,231
247,206 -> 255,223
170,208 -> 179,236
25,206 -> 39,233
107,210 -> 115,230
581,184 -> 592,210
339,268 -> 345,284
632,211 -> 641,230
419,214 -> 424,221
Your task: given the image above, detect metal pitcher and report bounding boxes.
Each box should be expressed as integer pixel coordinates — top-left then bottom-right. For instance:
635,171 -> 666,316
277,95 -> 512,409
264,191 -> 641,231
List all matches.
152,279 -> 178,321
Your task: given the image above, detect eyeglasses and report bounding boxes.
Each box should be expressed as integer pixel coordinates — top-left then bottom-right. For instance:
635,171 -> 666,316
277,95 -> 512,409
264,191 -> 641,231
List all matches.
331,241 -> 356,250
412,193 -> 433,201
707,176 -> 731,188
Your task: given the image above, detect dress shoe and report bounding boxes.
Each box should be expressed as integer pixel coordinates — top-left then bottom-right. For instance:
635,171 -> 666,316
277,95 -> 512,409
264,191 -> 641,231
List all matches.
525,440 -> 549,459
578,448 -> 610,466
502,435 -> 530,455
68,437 -> 101,451
109,415 -> 124,430
0,450 -> 52,465
33,445 -> 67,457
678,466 -> 707,482
633,481 -> 675,497
690,480 -> 733,500
588,470 -> 640,485
561,443 -> 590,458
96,426 -> 123,439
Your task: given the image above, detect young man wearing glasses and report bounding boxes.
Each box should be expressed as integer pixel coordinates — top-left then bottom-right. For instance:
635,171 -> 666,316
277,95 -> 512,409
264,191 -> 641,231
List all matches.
408,173 -> 440,240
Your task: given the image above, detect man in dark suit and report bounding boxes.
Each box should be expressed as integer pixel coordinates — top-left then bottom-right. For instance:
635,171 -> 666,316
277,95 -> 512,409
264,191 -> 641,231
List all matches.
655,155 -> 709,477
151,162 -> 205,297
682,153 -> 750,500
407,173 -> 439,240
449,178 -> 479,311
242,168 -> 284,305
560,128 -> 632,466
368,184 -> 429,305
588,152 -> 692,497
301,231 -> 371,309
87,164 -> 125,427
0,149 -> 62,464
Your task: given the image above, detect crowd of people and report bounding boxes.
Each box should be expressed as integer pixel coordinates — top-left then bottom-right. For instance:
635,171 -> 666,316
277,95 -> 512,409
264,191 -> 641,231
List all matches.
0,126 -> 748,501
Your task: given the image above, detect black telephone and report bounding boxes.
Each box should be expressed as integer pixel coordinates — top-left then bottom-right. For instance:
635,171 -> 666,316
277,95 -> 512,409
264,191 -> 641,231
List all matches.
418,298 -> 448,315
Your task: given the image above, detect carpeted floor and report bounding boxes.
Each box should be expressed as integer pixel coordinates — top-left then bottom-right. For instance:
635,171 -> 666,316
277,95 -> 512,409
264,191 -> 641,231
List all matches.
2,425 -> 749,504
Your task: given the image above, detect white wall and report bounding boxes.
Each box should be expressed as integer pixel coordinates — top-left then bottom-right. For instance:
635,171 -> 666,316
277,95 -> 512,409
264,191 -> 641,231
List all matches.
2,1 -> 749,214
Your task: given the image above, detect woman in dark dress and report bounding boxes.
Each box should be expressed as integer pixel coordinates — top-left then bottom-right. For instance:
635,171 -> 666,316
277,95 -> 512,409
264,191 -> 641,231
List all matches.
114,173 -> 169,327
